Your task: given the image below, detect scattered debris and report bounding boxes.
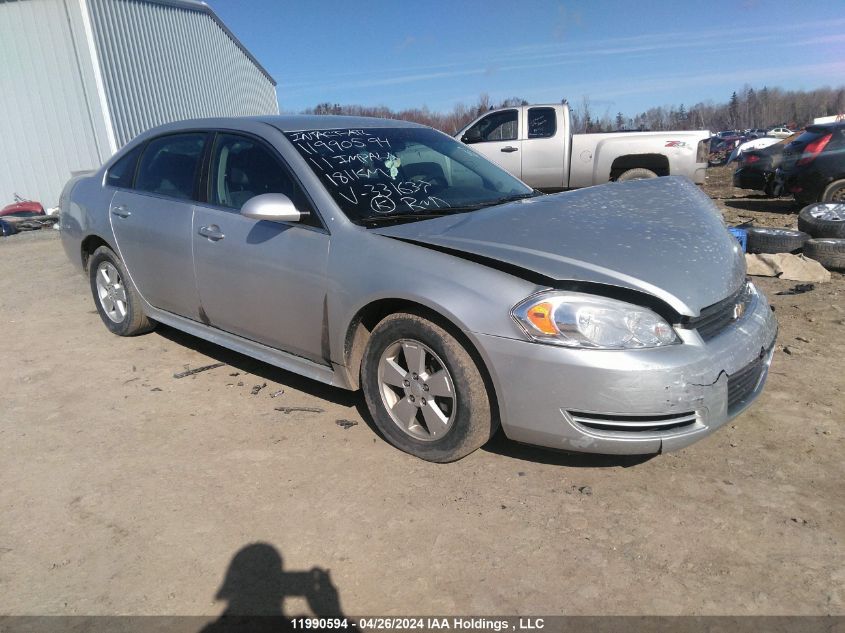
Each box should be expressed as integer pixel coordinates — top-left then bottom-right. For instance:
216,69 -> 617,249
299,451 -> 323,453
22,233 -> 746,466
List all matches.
270,389 -> 285,398
250,383 -> 267,395
173,363 -> 225,379
577,485 -> 592,496
150,387 -> 162,392
335,419 -> 358,429
745,253 -> 830,282
776,283 -> 815,295
517,471 -> 526,477
229,372 -> 240,377
123,377 -> 139,385
790,517 -> 809,526
782,346 -> 802,356
796,336 -> 810,343
237,381 -> 244,387
274,406 -> 325,415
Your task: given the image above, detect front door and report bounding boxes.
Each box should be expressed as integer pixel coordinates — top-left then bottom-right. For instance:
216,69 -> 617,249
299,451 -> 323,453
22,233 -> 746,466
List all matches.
192,133 -> 330,364
109,132 -> 207,319
460,109 -> 522,178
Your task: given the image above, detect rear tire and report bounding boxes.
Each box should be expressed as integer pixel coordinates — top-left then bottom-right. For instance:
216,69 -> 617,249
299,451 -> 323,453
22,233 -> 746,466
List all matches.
744,227 -> 810,254
616,168 -> 658,182
821,179 -> 845,203
803,239 -> 845,271
361,313 -> 497,462
88,246 -> 155,336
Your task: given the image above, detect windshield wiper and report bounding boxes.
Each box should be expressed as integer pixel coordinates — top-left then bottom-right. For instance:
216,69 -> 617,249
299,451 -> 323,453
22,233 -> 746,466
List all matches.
446,191 -> 543,213
360,213 -> 451,226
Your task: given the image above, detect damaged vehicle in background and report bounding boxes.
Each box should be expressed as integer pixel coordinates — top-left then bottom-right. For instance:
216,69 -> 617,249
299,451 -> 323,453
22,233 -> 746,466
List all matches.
733,133 -> 798,195
60,116 -> 777,462
775,122 -> 845,204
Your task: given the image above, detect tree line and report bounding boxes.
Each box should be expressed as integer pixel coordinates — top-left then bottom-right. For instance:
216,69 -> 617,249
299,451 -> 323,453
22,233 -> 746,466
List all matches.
303,84 -> 845,135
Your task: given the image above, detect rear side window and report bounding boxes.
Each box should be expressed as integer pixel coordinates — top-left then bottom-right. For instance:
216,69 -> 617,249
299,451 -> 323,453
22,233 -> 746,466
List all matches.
527,107 -> 556,138
136,133 -> 206,200
106,144 -> 143,189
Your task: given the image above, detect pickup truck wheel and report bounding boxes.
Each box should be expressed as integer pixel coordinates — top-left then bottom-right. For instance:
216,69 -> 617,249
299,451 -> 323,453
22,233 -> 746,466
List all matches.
744,227 -> 810,254
803,239 -> 845,271
616,168 -> 658,182
361,313 -> 497,462
89,246 -> 155,336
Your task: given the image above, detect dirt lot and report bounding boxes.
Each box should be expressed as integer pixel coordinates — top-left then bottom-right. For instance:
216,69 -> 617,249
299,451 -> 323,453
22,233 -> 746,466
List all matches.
1,177 -> 843,618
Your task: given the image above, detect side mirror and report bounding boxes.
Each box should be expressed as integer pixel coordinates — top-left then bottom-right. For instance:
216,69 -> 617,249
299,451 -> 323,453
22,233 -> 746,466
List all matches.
240,193 -> 306,223
461,128 -> 482,144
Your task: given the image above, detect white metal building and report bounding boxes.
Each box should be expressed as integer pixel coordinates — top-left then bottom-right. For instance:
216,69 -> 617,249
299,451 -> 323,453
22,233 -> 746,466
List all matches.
0,0 -> 279,208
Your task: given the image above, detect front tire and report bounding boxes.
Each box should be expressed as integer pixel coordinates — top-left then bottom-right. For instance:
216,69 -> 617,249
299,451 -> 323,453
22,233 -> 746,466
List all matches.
89,246 -> 155,336
361,313 -> 497,462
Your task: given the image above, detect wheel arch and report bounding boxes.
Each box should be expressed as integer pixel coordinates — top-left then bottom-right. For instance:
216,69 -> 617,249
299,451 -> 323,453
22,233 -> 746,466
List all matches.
609,153 -> 670,180
341,297 -> 501,424
80,234 -> 115,272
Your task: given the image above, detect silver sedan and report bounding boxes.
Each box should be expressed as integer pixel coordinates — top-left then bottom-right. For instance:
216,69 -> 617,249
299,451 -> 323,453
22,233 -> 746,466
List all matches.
60,116 -> 777,462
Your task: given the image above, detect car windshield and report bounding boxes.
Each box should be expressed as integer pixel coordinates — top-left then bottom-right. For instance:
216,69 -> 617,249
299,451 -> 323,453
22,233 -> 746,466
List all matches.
284,127 -> 536,225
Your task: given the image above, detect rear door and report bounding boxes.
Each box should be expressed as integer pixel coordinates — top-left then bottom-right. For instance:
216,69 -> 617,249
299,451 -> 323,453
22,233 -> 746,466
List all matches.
191,132 -> 330,364
459,109 -> 522,177
109,132 -> 207,319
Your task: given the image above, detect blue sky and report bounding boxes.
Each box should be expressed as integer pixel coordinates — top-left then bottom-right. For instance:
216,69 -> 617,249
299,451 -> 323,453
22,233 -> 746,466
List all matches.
213,0 -> 845,117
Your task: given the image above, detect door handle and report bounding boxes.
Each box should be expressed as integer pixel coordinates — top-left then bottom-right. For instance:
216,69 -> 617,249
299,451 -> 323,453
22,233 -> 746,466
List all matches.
198,224 -> 225,241
501,146 -> 519,153
111,205 -> 131,218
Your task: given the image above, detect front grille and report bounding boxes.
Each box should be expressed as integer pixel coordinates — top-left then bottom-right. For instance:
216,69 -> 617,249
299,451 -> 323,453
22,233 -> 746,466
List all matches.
684,284 -> 751,341
568,410 -> 698,434
727,351 -> 768,411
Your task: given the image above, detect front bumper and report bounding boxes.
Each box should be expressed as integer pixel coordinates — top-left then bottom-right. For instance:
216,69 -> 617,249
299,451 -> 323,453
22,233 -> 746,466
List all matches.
474,287 -> 778,454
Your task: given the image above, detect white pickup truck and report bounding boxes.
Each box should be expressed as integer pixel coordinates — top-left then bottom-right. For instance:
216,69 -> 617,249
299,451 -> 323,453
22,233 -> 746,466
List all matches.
456,103 -> 710,191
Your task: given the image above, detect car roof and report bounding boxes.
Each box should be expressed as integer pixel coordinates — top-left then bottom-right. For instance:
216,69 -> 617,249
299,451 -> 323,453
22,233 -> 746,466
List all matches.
138,115 -> 428,137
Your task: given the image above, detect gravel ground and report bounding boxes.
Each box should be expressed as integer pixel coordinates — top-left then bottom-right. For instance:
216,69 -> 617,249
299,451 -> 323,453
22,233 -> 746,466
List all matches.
0,181 -> 843,618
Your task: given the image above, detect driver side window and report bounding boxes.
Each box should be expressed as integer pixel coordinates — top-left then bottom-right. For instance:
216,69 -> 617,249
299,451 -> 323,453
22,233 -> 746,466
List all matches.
210,134 -> 295,209
466,110 -> 518,142
209,133 -> 320,228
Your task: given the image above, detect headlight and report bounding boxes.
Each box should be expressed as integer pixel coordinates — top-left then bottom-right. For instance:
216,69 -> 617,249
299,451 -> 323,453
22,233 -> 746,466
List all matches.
511,292 -> 679,349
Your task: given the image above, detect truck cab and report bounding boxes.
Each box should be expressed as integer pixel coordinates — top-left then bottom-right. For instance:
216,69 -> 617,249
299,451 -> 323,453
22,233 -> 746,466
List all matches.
457,104 -> 710,191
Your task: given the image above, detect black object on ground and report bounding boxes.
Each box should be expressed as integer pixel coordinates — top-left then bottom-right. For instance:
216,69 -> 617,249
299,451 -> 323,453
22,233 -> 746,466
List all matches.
251,383 -> 267,395
275,406 -> 325,415
776,283 -> 816,295
335,419 -> 358,429
173,362 -> 225,379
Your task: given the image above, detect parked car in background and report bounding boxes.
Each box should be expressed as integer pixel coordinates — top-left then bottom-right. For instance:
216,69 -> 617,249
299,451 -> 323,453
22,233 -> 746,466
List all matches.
733,134 -> 797,195
456,103 -> 710,190
727,136 -> 781,164
59,115 -> 776,462
767,127 -> 794,139
776,122 -> 845,203
0,194 -> 45,218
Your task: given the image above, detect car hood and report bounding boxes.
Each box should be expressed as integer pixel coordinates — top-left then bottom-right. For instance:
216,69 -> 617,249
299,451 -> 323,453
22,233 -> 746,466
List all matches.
373,177 -> 744,317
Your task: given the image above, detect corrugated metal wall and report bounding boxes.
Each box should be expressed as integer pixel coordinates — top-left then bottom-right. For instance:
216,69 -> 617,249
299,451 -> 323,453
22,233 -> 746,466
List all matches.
0,0 -> 108,208
86,0 -> 279,149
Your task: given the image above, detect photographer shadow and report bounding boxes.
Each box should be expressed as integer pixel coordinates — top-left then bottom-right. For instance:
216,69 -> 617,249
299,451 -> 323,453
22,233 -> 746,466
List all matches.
200,543 -> 345,633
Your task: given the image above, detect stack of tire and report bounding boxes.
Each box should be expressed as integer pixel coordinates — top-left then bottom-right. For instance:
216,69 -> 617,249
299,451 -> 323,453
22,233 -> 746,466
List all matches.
742,203 -> 845,271
798,203 -> 845,271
